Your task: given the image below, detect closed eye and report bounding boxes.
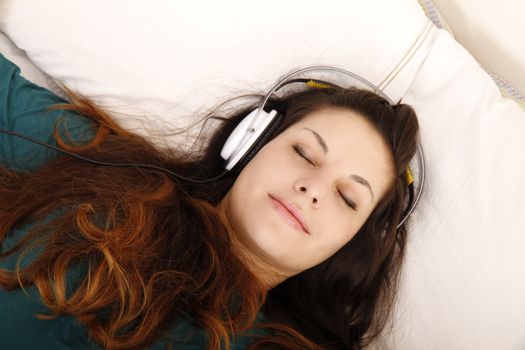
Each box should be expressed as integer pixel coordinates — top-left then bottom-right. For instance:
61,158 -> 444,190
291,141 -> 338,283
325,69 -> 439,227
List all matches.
337,189 -> 358,211
293,145 -> 315,166
292,145 -> 358,211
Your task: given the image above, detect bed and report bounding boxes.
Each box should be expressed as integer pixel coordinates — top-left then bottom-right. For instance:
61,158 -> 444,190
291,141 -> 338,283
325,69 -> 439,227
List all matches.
1,1 -> 524,349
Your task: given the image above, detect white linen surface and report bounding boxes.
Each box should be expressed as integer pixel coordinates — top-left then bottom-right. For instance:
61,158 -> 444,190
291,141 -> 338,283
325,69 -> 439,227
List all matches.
0,0 -> 433,146
372,28 -> 525,350
1,1 -> 524,349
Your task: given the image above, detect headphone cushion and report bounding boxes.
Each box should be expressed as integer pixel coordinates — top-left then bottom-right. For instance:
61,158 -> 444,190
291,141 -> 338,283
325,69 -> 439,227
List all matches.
232,112 -> 285,172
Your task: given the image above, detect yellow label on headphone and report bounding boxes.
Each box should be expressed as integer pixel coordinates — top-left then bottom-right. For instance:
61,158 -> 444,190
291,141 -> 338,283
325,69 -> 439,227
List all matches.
406,166 -> 414,185
306,80 -> 332,89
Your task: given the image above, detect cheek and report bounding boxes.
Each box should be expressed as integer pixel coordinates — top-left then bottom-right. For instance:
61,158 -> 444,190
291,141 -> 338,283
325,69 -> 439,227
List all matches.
233,163 -> 270,198
225,153 -> 277,228
323,211 -> 364,248
238,145 -> 288,185
342,228 -> 359,247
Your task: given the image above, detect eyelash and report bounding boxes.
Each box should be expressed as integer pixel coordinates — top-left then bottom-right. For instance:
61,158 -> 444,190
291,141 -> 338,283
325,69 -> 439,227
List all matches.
292,145 -> 358,211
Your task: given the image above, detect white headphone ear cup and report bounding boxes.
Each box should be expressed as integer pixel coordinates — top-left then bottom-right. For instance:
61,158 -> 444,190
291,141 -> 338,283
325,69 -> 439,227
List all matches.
220,108 -> 278,171
220,108 -> 261,161
233,111 -> 284,172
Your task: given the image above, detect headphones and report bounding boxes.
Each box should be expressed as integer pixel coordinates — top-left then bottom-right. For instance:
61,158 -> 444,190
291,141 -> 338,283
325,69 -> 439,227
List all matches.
219,66 -> 425,228
0,66 -> 425,229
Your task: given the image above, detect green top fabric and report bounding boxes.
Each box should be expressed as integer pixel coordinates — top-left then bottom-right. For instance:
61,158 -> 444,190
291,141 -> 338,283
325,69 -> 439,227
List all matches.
0,53 -> 267,349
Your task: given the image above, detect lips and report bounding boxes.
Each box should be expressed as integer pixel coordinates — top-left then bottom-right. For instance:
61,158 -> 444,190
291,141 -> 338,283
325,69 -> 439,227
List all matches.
269,194 -> 310,234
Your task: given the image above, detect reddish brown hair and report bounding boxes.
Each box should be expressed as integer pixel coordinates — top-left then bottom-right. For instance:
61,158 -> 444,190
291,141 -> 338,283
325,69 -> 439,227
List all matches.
0,83 -> 419,349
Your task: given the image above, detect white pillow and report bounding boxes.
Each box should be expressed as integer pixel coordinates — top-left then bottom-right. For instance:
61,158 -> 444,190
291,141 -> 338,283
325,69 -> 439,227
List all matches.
0,31 -> 65,97
0,0 -> 434,145
2,1 -> 525,349
419,0 -> 525,111
430,0 -> 525,100
372,28 -> 525,349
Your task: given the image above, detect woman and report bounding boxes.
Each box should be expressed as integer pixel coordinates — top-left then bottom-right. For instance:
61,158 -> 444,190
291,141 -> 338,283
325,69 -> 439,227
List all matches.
0,52 -> 420,349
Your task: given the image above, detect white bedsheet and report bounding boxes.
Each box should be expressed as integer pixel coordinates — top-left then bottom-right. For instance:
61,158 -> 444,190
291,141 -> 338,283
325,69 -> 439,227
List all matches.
1,1 -> 524,349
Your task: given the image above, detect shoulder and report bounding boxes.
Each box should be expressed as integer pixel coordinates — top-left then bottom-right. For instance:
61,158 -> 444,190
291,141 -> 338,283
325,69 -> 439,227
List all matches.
161,312 -> 270,349
0,53 -> 96,172
0,274 -> 101,350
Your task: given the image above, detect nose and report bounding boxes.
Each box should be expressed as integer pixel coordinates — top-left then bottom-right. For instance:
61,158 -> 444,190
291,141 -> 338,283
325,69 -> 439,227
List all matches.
294,176 -> 329,206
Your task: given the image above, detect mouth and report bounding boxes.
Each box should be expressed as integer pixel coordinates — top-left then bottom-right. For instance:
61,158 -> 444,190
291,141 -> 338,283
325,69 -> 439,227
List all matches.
268,194 -> 310,234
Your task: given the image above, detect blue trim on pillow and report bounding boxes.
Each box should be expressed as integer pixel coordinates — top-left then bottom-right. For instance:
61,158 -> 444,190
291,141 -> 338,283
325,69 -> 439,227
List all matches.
418,0 -> 525,107
419,0 -> 444,29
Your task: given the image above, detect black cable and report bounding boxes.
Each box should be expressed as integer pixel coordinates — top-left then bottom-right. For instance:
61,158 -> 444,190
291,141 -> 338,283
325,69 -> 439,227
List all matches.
0,128 -> 229,184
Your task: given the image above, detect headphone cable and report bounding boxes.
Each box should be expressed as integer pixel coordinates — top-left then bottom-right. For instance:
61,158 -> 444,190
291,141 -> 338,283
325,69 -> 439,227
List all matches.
0,128 -> 229,184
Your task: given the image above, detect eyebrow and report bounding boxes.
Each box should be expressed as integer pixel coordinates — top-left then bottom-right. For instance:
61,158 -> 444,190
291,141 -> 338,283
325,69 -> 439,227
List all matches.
302,127 -> 375,203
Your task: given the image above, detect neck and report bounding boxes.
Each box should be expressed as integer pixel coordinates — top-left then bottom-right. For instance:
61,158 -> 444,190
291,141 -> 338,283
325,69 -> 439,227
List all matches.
230,235 -> 288,290
217,205 -> 288,291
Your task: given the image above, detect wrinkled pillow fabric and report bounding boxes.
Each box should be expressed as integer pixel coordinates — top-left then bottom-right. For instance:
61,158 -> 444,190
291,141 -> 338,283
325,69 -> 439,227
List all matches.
2,1 -> 525,349
0,0 -> 433,144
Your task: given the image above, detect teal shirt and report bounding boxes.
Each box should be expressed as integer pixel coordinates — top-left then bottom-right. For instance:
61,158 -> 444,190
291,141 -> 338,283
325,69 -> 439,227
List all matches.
0,53 -> 267,349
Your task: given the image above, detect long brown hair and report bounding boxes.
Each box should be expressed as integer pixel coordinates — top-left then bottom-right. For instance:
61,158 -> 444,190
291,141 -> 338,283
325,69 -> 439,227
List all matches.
0,82 -> 419,349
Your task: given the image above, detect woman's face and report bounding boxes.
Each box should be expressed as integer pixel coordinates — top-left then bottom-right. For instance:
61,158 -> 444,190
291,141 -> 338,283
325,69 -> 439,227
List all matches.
219,107 -> 394,279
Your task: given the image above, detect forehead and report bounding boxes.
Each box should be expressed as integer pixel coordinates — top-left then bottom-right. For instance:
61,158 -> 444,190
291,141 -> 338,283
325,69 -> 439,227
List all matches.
287,107 -> 380,144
